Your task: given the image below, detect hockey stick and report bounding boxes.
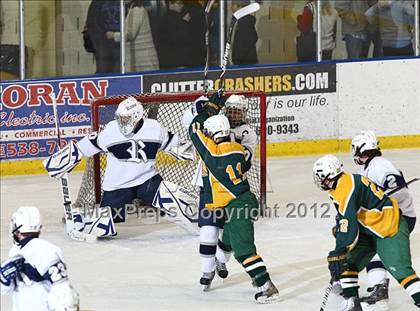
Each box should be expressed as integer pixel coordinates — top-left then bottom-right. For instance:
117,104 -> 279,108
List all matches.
51,93 -> 75,234
387,177 -> 420,196
51,94 -> 96,242
320,275 -> 334,311
204,0 -> 216,94
219,2 -> 260,90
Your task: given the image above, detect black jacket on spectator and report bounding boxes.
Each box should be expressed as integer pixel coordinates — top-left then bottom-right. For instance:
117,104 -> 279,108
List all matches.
232,15 -> 258,65
86,0 -> 121,73
157,9 -> 191,69
185,4 -> 206,68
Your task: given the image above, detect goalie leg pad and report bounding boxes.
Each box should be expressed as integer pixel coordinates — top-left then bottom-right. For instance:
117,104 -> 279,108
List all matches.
152,180 -> 199,234
43,141 -> 82,178
86,206 -> 117,238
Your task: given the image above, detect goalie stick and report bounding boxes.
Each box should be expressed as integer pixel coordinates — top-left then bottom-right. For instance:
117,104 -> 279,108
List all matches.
219,2 -> 260,90
51,93 -> 96,242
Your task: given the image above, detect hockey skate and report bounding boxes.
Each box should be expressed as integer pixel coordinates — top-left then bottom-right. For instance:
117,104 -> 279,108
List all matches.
360,279 -> 390,311
254,280 -> 280,304
200,271 -> 215,291
215,258 -> 228,279
339,296 -> 362,311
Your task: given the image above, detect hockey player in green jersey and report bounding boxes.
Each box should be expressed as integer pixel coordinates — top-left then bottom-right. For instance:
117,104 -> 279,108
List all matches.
188,93 -> 279,304
313,154 -> 420,311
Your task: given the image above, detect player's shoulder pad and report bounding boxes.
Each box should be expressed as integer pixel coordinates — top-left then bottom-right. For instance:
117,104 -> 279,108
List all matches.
217,141 -> 245,156
20,238 -> 64,275
329,173 -> 355,215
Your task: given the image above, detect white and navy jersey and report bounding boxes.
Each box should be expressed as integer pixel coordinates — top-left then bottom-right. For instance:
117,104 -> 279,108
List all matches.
77,119 -> 178,191
360,156 -> 416,218
230,123 -> 258,161
1,238 -> 70,310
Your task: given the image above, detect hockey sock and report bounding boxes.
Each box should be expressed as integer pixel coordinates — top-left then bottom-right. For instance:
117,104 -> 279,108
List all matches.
238,254 -> 269,287
215,231 -> 232,264
199,226 -> 218,273
366,255 -> 387,289
340,271 -> 359,298
399,274 -> 420,304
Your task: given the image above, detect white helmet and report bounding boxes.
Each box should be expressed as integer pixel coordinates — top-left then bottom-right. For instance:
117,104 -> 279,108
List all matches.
10,206 -> 42,235
313,155 -> 343,190
223,94 -> 247,127
115,96 -> 144,137
351,130 -> 378,165
203,114 -> 231,142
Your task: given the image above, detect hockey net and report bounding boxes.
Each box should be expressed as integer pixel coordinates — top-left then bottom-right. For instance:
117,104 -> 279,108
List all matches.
74,91 -> 266,219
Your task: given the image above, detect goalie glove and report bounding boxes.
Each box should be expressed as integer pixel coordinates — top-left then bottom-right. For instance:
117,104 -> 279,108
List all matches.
43,141 -> 82,179
166,142 -> 196,162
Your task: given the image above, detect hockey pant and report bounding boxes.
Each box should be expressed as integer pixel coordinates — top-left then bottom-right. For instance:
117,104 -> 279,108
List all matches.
222,191 -> 271,287
366,215 -> 417,288
340,217 -> 420,305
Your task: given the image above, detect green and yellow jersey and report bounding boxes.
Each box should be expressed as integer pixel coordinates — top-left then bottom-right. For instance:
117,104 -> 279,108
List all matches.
189,111 -> 251,210
329,173 -> 400,252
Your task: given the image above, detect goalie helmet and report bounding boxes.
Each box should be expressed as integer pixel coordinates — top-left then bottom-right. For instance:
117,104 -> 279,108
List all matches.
223,94 -> 247,128
351,130 -> 379,165
203,114 -> 231,142
115,96 -> 144,137
10,206 -> 42,243
313,154 -> 343,190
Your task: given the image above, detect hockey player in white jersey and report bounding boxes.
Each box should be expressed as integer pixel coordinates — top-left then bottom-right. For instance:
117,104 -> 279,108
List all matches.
183,93 -> 258,290
1,206 -> 79,311
44,96 -> 188,238
351,130 -> 417,309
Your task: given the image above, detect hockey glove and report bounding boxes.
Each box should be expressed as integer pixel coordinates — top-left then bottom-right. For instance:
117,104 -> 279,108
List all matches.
205,90 -> 226,115
327,249 -> 348,280
0,256 -> 25,286
43,141 -> 82,179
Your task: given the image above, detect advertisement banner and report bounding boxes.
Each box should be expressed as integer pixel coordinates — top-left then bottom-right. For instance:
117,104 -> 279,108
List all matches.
143,64 -> 337,142
0,75 -> 142,161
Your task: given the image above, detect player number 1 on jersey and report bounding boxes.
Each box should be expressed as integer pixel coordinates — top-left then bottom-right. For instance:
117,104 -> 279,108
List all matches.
226,163 -> 243,185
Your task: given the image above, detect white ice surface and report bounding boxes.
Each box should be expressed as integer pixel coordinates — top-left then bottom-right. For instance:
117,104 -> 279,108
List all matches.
1,149 -> 419,311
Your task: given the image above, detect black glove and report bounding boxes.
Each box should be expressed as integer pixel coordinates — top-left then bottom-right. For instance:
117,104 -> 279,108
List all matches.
205,90 -> 226,115
327,249 -> 347,280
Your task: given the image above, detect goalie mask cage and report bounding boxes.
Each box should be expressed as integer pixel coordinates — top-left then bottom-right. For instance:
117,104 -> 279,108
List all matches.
74,91 -> 266,216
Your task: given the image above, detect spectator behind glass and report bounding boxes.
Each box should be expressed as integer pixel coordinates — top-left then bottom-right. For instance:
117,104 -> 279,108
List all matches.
231,0 -> 258,65
157,0 -> 192,69
106,0 -> 159,72
185,0 -> 206,68
297,0 -> 338,60
365,0 -> 415,57
86,0 -> 121,73
335,0 -> 381,59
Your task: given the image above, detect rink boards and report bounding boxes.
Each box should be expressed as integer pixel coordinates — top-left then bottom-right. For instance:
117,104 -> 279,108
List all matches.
1,58 -> 419,175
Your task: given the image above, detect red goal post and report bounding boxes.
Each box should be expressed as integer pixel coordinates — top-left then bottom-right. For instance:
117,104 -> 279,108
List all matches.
75,91 -> 266,214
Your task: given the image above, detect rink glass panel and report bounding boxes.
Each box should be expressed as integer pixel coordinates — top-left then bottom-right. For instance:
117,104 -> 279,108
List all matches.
74,91 -> 267,218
